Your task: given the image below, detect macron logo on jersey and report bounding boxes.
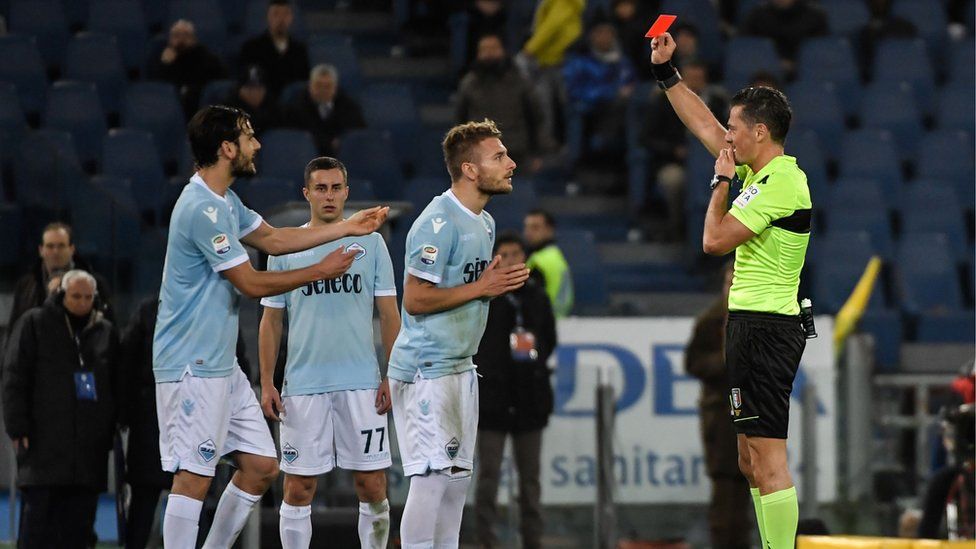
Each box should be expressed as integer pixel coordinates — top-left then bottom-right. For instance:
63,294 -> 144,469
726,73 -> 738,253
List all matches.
203,206 -> 218,223
432,217 -> 447,234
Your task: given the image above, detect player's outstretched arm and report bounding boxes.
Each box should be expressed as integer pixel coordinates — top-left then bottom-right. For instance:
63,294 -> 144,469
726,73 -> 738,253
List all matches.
258,306 -> 285,421
651,33 -> 727,157
242,206 -> 390,256
222,246 -> 358,298
402,256 -> 530,316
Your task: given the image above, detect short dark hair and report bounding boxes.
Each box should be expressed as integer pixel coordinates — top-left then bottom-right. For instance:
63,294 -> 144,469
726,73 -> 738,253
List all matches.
493,230 -> 525,254
526,208 -> 556,228
442,119 -> 503,181
269,0 -> 291,7
729,86 -> 792,144
187,105 -> 252,168
41,221 -> 73,244
303,156 -> 348,186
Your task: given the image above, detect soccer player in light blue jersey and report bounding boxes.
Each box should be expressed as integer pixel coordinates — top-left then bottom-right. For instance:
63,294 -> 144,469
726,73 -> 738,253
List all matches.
152,106 -> 388,549
257,157 -> 401,549
389,120 -> 531,548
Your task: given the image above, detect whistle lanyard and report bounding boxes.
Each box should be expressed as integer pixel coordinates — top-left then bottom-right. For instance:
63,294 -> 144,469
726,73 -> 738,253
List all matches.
64,316 -> 87,370
505,293 -> 524,329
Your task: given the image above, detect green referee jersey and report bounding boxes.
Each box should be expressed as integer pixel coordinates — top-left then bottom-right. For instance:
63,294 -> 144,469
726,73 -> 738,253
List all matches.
728,155 -> 812,315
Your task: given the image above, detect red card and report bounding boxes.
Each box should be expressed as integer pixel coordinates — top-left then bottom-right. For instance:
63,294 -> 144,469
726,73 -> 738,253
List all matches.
645,14 -> 677,38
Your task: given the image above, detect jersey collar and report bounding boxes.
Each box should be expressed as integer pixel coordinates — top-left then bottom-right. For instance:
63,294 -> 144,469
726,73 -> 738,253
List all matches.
191,172 -> 228,203
444,189 -> 481,220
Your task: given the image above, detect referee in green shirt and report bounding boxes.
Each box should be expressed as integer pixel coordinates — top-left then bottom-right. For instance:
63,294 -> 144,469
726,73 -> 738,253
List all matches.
651,33 -> 811,548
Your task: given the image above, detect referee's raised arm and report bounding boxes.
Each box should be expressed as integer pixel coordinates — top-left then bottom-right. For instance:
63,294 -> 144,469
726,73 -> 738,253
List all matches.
650,32 -> 727,157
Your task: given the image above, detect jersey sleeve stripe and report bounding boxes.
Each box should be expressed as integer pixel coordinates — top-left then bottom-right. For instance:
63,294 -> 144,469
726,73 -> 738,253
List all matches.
213,254 -> 249,273
374,288 -> 398,297
406,267 -> 442,285
240,216 -> 264,238
259,298 -> 286,308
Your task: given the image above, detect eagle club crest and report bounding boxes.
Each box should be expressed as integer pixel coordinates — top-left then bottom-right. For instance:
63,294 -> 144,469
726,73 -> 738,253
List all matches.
198,439 -> 217,462
445,437 -> 460,460
282,443 -> 299,464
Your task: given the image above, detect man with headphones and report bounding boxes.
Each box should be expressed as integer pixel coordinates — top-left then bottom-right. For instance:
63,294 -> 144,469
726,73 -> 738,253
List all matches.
2,269 -> 121,548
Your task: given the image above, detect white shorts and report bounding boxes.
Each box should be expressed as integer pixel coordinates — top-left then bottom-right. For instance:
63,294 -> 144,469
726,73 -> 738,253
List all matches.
156,367 -> 276,477
390,369 -> 479,477
279,389 -> 392,476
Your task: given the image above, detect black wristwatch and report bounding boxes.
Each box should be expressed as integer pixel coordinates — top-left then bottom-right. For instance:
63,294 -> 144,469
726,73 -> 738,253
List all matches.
710,174 -> 733,190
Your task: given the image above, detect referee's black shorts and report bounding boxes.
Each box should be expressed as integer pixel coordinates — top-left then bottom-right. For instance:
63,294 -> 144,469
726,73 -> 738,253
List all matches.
725,310 -> 806,439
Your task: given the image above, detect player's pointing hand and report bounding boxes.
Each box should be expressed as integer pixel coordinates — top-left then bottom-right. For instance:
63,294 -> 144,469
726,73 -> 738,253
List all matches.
344,206 -> 390,237
650,32 -> 676,64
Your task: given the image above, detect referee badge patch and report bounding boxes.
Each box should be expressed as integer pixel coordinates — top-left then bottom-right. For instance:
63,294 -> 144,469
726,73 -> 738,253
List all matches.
733,185 -> 760,209
731,388 -> 742,410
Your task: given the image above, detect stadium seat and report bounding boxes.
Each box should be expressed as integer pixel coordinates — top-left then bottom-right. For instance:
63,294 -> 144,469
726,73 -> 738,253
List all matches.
243,0 -> 307,39
915,130 -> 974,189
0,35 -> 49,117
894,233 -> 963,314
122,82 -> 186,168
485,180 -> 537,232
722,36 -> 782,91
0,204 -> 23,268
63,33 -> 127,115
413,127 -> 449,179
43,81 -> 108,167
166,0 -> 228,55
360,83 -> 420,170
71,180 -> 142,260
826,179 -> 889,212
87,0 -> 150,74
279,80 -> 308,108
812,261 -> 886,314
786,130 -> 829,198
177,139 -> 195,178
937,85 -> 975,133
8,0 -> 69,69
838,130 -> 903,185
339,129 -> 405,200
0,82 -> 28,157
826,207 -> 894,259
916,311 -> 976,343
307,34 -> 362,96
893,183 -> 961,217
901,209 -> 969,261
101,128 -> 167,219
820,0 -> 871,35
807,230 -> 876,268
239,177 -> 300,215
346,178 -> 376,202
62,0 -> 90,30
892,0 -> 948,48
559,229 -> 608,313
873,39 -> 935,112
90,174 -> 140,215
132,227 -> 168,298
796,37 -> 861,112
256,129 -> 319,185
199,79 -> 235,109
859,83 -> 924,160
947,37 -> 975,86
787,81 -> 845,161
13,130 -> 85,211
403,177 -> 448,218
660,0 -> 723,65
858,310 -> 902,370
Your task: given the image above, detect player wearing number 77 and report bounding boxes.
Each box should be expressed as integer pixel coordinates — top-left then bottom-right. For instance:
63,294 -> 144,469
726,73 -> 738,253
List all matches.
259,157 -> 401,549
650,31 -> 812,549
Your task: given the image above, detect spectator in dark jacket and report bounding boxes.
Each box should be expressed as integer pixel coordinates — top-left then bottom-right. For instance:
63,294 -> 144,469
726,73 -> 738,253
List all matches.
463,0 -> 508,70
146,19 -> 226,118
3,270 -> 120,549
457,33 -> 552,172
223,65 -> 281,135
740,0 -> 828,68
473,232 -> 557,549
238,0 -> 310,100
685,264 -> 753,549
8,222 -> 113,330
281,64 -> 366,157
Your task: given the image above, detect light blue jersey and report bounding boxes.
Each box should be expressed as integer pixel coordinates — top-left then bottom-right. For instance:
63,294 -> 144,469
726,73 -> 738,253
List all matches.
260,230 -> 397,396
153,174 -> 263,382
388,189 -> 495,382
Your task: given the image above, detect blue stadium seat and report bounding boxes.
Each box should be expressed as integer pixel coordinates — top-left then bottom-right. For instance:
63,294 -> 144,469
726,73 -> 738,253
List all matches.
916,130 -> 974,190
807,230 -> 876,268
860,83 -> 924,160
901,209 -> 969,262
62,0 -> 90,30
937,85 -> 975,133
256,129 -> 318,185
894,183 -> 961,217
71,179 -> 142,260
8,0 -> 69,69
827,207 -> 894,259
122,82 -> 186,168
90,174 -> 140,215
87,0 -> 150,74
826,179 -> 889,212
723,36 -> 783,91
199,79 -> 235,109
892,0 -> 948,47
838,130 -> 903,185
177,139 -> 195,178
403,177 -> 448,218
787,81 -> 845,161
346,178 -> 376,202
735,0 -> 764,23
239,177 -> 299,215
307,34 -> 362,96
360,83 -> 420,169
132,227 -> 167,298
0,82 -> 27,157
14,129 -> 85,214
873,39 -> 935,112
660,0 -> 723,65
820,0 -> 870,35
339,129 -> 405,200
63,33 -> 127,115
0,35 -> 48,116
141,0 -> 167,32
43,81 -> 108,167
243,0 -> 307,39
895,233 -> 963,314
279,80 -> 308,108
787,131 -> 829,198
916,311 -> 975,343
559,229 -> 607,313
858,310 -> 903,371
166,0 -> 227,54
0,204 -> 23,268
947,37 -> 975,86
485,180 -> 537,232
101,128 -> 167,218
796,38 -> 861,112
413,127 -> 449,179
812,260 -> 886,314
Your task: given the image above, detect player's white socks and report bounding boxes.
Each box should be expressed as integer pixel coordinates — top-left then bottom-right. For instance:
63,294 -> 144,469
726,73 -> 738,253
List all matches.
433,471 -> 472,549
163,494 -> 203,549
399,473 -> 449,548
202,481 -> 262,549
279,502 -> 313,549
358,499 -> 391,549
